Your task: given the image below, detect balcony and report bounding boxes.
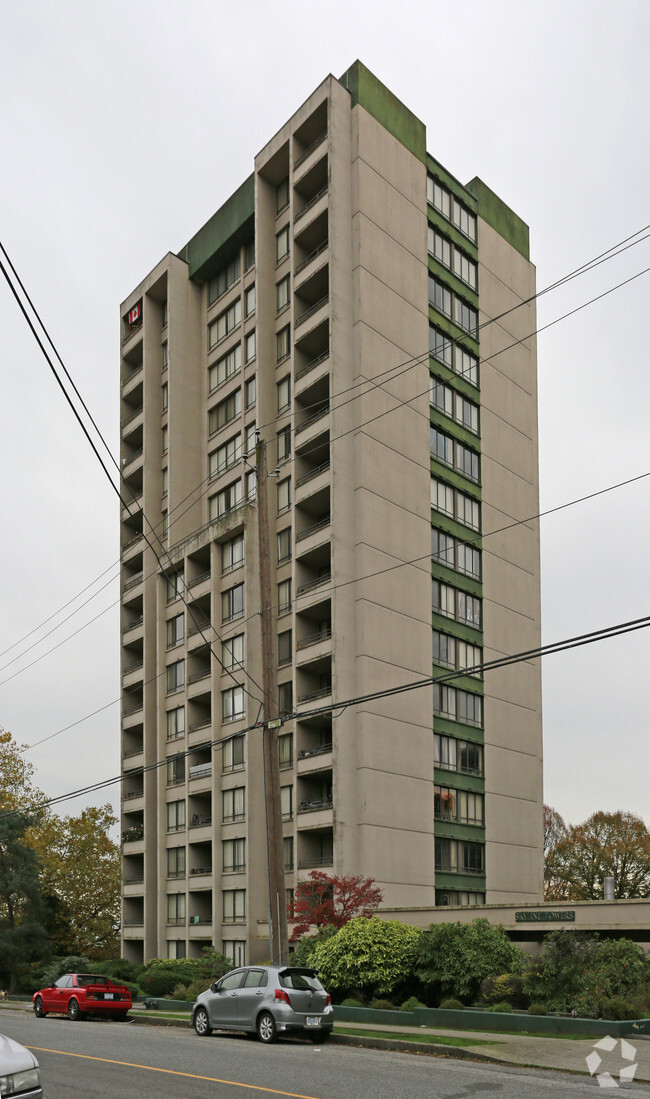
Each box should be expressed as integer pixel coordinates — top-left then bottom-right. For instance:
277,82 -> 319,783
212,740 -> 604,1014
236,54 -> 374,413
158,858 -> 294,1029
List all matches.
122,826 -> 144,845
294,128 -> 327,173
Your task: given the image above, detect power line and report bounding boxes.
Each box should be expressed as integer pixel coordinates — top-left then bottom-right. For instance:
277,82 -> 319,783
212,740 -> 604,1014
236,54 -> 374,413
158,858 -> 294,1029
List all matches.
6,609 -> 650,820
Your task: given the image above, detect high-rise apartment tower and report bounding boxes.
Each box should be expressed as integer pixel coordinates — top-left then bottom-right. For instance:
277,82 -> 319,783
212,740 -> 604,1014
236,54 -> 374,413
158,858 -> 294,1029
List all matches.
119,62 -> 543,965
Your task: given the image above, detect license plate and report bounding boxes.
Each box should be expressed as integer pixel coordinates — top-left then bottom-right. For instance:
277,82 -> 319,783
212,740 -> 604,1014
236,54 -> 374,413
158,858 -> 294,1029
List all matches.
105,993 -> 114,1000
306,1016 -> 320,1026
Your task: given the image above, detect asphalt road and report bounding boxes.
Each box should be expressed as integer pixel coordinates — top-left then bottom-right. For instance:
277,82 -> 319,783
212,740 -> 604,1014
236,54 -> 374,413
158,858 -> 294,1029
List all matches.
2,1009 -> 649,1098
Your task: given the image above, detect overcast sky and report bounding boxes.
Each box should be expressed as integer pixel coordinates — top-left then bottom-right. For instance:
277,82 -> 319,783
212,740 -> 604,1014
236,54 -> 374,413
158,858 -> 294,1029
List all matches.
1,0 -> 648,832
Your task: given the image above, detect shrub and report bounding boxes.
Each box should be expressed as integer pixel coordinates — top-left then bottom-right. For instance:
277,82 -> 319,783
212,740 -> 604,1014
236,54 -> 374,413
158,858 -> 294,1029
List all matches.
598,996 -> 641,1021
310,916 -> 420,1002
41,956 -> 92,988
481,974 -> 526,1008
439,998 -> 464,1011
185,978 -> 211,1002
527,1002 -> 548,1016
341,996 -> 365,1007
140,960 -> 201,997
523,932 -> 650,1014
370,999 -> 396,1011
400,996 -> 426,1012
414,919 -> 521,1004
290,925 -> 337,969
92,959 -> 144,984
485,1001 -> 513,1013
171,983 -> 188,1000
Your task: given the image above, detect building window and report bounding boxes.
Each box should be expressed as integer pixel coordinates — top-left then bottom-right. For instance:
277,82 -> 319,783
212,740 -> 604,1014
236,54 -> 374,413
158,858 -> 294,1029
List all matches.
222,633 -> 244,671
245,239 -> 255,271
167,800 -> 186,833
431,477 -> 454,518
223,837 -> 246,872
162,341 -> 168,369
452,199 -> 477,242
222,583 -> 244,623
283,836 -> 294,872
433,631 -> 482,677
427,176 -> 451,220
167,846 -> 185,878
209,344 -> 241,393
245,377 -> 256,409
161,467 -> 169,498
430,429 -> 480,484
222,786 -> 245,823
276,275 -> 290,314
429,325 -> 452,368
455,297 -> 478,339
434,786 -> 483,826
436,889 -> 485,907
433,580 -> 482,628
279,733 -> 293,769
435,837 -> 484,875
278,629 -> 292,666
208,256 -> 241,304
431,528 -> 455,570
166,660 -> 185,694
223,940 -> 246,967
276,425 -> 291,464
278,681 -> 293,718
222,533 -> 244,574
244,421 -> 256,457
277,527 -> 291,564
429,276 -> 452,318
430,427 -> 453,468
455,346 -> 478,388
223,889 -> 246,923
277,178 -> 290,214
277,478 -> 290,515
162,509 -> 169,537
166,706 -> 185,742
281,785 -> 293,820
245,330 -> 256,363
277,579 -> 291,617
245,284 -> 256,317
222,734 -> 245,773
166,570 -> 184,603
431,478 -> 480,533
222,685 -> 245,722
209,389 -> 241,436
162,382 -> 168,411
276,326 -> 291,364
428,227 -> 451,269
210,435 -> 241,481
455,441 -> 480,483
430,378 -> 479,435
209,479 -> 242,521
167,754 -> 185,787
453,247 -> 477,290
166,613 -> 184,648
276,225 -> 290,263
162,424 -> 168,455
456,542 -> 481,580
167,893 -> 186,925
435,733 -> 484,776
161,299 -> 168,328
246,469 -> 256,500
434,685 -> 483,728
209,299 -> 241,349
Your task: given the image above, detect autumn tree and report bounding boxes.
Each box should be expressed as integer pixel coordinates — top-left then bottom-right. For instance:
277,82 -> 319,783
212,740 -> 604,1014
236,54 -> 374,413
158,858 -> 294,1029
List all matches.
543,804 -> 569,900
0,727 -> 47,817
34,805 -> 120,959
544,810 -> 650,900
290,871 -> 383,939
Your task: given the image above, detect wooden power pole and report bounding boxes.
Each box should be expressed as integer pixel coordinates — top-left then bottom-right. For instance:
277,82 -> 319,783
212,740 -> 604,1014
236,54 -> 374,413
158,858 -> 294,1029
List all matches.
255,437 -> 290,966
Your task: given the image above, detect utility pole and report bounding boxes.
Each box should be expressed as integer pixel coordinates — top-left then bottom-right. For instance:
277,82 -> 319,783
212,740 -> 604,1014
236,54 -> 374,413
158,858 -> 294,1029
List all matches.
255,436 -> 290,966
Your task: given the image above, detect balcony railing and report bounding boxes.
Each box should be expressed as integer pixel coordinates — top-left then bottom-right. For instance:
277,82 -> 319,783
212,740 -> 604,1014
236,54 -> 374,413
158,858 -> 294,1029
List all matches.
188,569 -> 211,589
188,618 -> 211,637
122,828 -> 144,843
296,516 -> 330,543
190,815 -> 212,828
189,763 -> 212,780
296,404 -> 330,435
296,460 -> 330,489
123,746 -> 143,759
123,572 -> 144,592
122,616 -> 144,634
298,743 -> 332,760
189,867 -> 213,876
121,406 -> 144,430
188,719 -> 211,733
295,294 -> 329,328
295,239 -> 329,276
295,349 -> 329,383
294,129 -> 327,169
123,703 -> 143,718
298,798 -> 333,813
188,669 -> 210,685
124,790 -> 144,801
122,660 -> 144,676
294,185 -> 328,225
297,685 -> 332,704
297,573 -> 331,596
298,855 -> 333,869
297,627 -> 332,651
123,447 -> 143,466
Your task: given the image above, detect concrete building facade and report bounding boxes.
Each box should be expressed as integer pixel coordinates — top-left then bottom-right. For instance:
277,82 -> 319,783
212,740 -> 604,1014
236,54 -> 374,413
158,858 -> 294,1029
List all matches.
119,62 -> 543,965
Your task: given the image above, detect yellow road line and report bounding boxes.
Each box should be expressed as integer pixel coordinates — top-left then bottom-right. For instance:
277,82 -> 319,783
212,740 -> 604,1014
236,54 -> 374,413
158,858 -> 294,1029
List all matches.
27,1046 -> 321,1098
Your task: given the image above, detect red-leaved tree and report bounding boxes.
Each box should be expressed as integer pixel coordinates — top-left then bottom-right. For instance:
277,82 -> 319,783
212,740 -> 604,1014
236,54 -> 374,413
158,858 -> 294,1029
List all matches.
290,871 -> 383,939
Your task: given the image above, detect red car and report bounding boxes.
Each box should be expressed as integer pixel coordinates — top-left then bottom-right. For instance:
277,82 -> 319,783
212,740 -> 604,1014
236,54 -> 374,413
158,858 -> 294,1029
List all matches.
33,973 -> 132,1021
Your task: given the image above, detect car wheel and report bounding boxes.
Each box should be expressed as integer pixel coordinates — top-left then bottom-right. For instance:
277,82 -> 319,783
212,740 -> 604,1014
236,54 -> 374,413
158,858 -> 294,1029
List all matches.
309,1029 -> 330,1044
68,998 -> 85,1021
33,996 -> 45,1018
257,1012 -> 277,1044
193,1007 -> 212,1037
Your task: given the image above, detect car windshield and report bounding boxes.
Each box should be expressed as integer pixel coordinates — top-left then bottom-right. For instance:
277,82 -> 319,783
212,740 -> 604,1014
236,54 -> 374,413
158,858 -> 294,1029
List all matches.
76,975 -> 110,986
279,968 -> 324,992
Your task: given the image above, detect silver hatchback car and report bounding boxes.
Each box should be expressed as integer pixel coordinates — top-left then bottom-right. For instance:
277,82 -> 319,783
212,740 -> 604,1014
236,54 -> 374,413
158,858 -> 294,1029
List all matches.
192,965 -> 333,1044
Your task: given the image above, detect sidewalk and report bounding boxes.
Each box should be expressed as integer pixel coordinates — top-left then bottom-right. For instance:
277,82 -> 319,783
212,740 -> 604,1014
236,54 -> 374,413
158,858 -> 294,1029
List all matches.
334,1020 -> 650,1083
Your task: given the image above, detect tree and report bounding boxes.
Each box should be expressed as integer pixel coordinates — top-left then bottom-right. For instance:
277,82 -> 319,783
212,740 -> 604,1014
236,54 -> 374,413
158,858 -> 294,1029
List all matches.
543,804 -> 569,899
0,727 -> 47,817
310,916 -> 420,1001
545,810 -> 650,900
290,871 -> 383,939
0,812 -> 50,989
413,918 -> 521,1004
34,805 -> 121,958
